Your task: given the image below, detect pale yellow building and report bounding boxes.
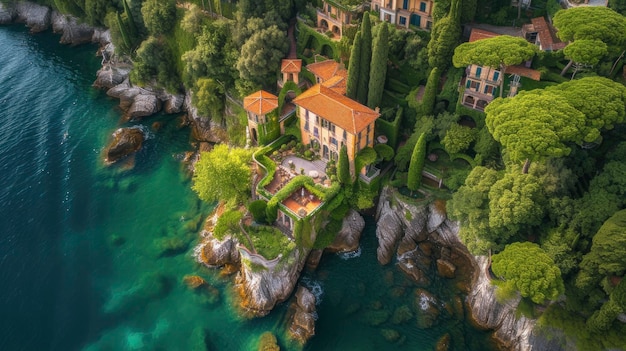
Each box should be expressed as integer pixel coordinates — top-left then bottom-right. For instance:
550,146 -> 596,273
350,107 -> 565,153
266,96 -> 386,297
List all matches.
371,0 -> 434,30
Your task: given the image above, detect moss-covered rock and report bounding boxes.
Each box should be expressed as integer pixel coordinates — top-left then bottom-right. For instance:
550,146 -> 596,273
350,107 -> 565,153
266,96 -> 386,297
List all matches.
257,332 -> 280,351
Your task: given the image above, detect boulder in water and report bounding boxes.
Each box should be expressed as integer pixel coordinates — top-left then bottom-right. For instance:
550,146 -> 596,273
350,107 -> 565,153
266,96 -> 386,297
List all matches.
104,127 -> 144,164
183,275 -> 207,290
257,332 -> 280,351
437,259 -> 457,279
15,2 -> 51,33
0,3 -> 16,24
287,286 -> 316,345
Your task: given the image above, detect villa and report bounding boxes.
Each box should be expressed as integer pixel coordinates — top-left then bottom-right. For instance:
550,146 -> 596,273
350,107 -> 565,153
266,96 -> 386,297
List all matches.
371,0 -> 434,30
316,0 -> 361,39
293,84 -> 380,176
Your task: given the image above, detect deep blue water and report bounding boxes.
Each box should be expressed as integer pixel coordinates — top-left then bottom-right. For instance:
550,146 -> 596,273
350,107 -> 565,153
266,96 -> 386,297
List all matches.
0,25 -> 497,351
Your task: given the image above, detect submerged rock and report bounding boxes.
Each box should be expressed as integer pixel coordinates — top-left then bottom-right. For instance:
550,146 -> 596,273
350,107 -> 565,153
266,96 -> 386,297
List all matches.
155,236 -> 188,257
257,332 -> 280,351
437,259 -> 456,279
436,333 -> 451,351
183,275 -> 207,290
414,288 -> 440,329
104,127 -> 144,164
380,328 -> 401,343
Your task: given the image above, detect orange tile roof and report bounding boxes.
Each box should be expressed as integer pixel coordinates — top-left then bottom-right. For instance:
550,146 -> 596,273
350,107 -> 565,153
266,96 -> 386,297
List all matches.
469,28 -> 499,43
504,65 -> 541,81
281,59 -> 302,73
243,90 -> 278,115
306,60 -> 344,82
321,75 -> 347,95
530,17 -> 566,51
293,84 -> 380,134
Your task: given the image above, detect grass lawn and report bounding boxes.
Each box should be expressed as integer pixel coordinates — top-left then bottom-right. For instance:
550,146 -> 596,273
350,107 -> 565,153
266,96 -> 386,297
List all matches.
247,225 -> 296,260
517,76 -> 559,92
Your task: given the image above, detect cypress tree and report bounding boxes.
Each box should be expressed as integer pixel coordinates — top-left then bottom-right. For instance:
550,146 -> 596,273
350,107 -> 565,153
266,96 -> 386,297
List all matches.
338,145 -> 351,185
367,23 -> 390,110
116,12 -> 132,53
346,31 -> 362,100
421,67 -> 440,116
407,133 -> 426,192
357,14 -> 372,105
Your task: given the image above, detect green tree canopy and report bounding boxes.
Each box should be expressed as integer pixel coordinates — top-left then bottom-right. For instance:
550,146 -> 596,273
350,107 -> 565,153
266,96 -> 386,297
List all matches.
192,144 -> 253,205
131,36 -> 180,91
492,242 -> 565,304
442,124 -> 477,154
545,77 -> 626,142
577,209 -> 626,291
141,0 -> 176,36
192,78 -> 225,120
488,172 -> 545,233
485,90 -> 586,171
563,39 -> 608,67
448,166 -> 504,254
553,6 -> 626,52
453,35 -> 537,97
236,25 -> 288,93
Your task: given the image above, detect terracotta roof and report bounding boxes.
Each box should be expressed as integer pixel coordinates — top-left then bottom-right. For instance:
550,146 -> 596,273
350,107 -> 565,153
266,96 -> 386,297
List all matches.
321,74 -> 347,95
306,60 -> 344,82
281,59 -> 302,73
293,84 -> 380,134
469,28 -> 499,43
530,17 -> 566,51
504,65 -> 541,81
243,90 -> 278,116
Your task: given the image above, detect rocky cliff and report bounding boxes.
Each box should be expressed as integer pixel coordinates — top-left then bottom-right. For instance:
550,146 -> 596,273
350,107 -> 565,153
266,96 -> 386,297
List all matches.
196,208 -> 365,318
375,185 -> 541,350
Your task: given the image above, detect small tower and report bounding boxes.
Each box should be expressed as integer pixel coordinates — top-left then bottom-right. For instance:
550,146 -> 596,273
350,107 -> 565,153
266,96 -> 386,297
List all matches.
243,90 -> 279,145
279,59 -> 302,88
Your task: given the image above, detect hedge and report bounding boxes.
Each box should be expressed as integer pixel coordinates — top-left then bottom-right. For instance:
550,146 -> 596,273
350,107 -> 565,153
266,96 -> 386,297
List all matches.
297,21 -> 339,60
375,107 -> 402,149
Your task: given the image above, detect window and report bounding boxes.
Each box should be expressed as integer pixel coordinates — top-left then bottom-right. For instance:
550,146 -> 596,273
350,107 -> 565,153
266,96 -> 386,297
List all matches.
403,0 -> 408,9
420,1 -> 427,11
304,119 -> 309,132
316,116 -> 320,125
343,130 -> 347,140
314,127 -> 319,137
399,16 -> 406,25
465,80 -> 471,89
321,119 -> 329,129
493,71 -> 500,82
475,66 -> 482,78
330,137 -> 338,147
327,4 -> 332,12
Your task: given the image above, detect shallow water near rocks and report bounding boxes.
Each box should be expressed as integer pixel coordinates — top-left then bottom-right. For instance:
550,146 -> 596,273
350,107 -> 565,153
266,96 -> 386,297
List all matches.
0,25 -> 498,351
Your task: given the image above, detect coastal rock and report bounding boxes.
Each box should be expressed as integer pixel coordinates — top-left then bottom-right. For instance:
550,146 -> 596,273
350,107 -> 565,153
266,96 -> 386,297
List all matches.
375,198 -> 403,265
92,28 -> 111,47
469,256 -> 535,350
305,249 -> 323,271
104,127 -> 145,164
326,209 -> 364,253
287,286 -> 317,345
295,285 -> 316,313
237,246 -> 308,317
51,12 -> 94,45
186,92 -> 227,143
436,259 -> 456,279
15,2 -> 51,33
0,3 -> 16,24
198,234 -> 240,267
128,93 -> 161,119
159,91 -> 185,114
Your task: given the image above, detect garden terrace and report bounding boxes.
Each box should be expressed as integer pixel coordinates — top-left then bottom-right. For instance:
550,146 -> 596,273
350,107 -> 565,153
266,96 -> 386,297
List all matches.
281,187 -> 323,219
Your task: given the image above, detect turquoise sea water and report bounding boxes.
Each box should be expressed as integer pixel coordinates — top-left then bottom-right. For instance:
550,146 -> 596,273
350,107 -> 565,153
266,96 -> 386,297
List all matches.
0,26 -> 498,351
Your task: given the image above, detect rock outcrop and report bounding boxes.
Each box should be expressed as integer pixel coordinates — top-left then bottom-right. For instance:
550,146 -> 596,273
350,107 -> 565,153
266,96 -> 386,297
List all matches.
287,286 -> 317,345
375,185 -> 553,350
104,127 -> 145,164
469,256 -> 536,350
326,209 -> 364,253
15,2 -> 51,32
236,246 -> 310,317
0,3 -> 16,24
51,12 -> 93,45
